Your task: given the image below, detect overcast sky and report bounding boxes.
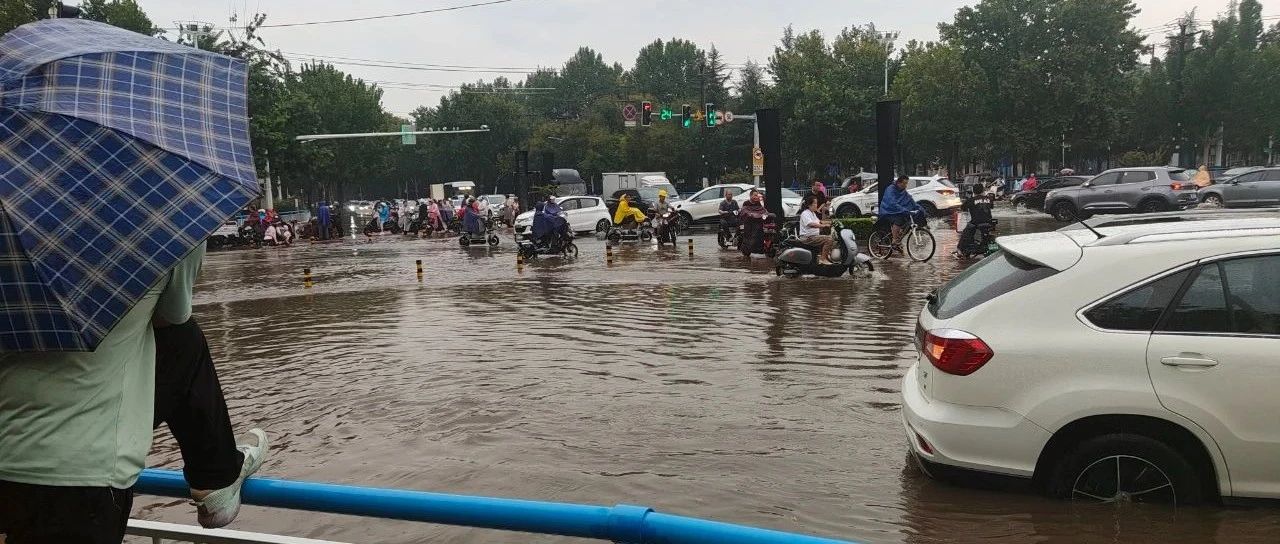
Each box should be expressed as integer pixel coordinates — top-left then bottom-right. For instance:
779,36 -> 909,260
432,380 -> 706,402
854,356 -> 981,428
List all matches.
144,0 -> 1262,116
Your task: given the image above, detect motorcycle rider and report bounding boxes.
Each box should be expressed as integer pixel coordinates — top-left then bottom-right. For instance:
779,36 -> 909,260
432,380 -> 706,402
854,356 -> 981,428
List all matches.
798,195 -> 834,264
652,189 -> 676,239
719,189 -> 740,230
613,193 -> 647,226
957,184 -> 994,256
880,175 -> 924,248
739,188 -> 771,252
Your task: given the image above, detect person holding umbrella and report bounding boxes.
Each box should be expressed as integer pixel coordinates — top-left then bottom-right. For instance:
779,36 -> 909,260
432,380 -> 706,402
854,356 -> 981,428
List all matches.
0,19 -> 268,541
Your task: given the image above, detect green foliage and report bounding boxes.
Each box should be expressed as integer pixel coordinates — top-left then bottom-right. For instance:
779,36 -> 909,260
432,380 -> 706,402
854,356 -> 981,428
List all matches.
832,217 -> 876,240
80,0 -> 158,35
1116,150 -> 1163,167
893,43 -> 988,175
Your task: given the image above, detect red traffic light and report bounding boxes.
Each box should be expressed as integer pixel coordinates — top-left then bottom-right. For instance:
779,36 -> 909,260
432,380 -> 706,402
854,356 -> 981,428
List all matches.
641,101 -> 652,127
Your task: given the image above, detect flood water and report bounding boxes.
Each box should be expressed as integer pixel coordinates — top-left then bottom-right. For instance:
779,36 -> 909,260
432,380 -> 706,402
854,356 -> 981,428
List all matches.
134,209 -> 1280,543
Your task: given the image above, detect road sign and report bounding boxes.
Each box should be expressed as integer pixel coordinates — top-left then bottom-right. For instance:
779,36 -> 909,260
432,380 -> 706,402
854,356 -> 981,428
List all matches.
752,146 -> 764,177
723,111 -> 734,123
401,124 -> 416,145
622,104 -> 638,128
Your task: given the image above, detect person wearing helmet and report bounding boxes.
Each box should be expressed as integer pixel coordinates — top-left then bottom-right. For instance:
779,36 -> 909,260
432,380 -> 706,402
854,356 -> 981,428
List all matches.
652,189 -> 673,216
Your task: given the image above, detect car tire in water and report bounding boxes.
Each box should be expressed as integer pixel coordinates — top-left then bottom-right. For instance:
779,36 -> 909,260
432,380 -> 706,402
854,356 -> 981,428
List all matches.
1138,198 -> 1167,214
1051,201 -> 1079,222
459,235 -> 470,247
607,230 -> 621,243
1202,194 -> 1224,208
596,219 -> 611,233
1049,433 -> 1202,505
919,201 -> 938,217
677,212 -> 692,231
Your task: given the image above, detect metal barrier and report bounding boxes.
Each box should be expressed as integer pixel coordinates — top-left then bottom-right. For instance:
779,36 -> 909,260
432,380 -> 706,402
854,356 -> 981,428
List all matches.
136,469 -> 856,544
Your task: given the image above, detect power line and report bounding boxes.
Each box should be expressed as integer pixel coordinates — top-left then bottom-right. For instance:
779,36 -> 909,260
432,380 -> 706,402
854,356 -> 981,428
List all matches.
283,55 -> 537,74
281,51 -> 536,71
260,0 -> 526,28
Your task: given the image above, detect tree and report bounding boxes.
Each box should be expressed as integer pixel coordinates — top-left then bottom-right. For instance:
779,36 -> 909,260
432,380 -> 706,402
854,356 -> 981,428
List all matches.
941,0 -> 1144,171
628,38 -> 703,103
894,43 -> 989,176
80,0 -> 159,35
556,47 -> 622,119
1238,0 -> 1263,50
0,0 -> 56,35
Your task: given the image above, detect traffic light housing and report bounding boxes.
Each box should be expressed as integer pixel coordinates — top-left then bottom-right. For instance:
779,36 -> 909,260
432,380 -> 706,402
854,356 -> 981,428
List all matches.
641,101 -> 652,127
681,104 -> 692,128
706,103 -> 717,127
48,1 -> 82,18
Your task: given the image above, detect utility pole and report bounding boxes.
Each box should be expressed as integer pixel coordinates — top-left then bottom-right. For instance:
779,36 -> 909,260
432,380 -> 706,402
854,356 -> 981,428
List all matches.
1215,123 -> 1224,167
700,59 -> 708,187
1169,21 -> 1201,169
1269,135 -> 1274,165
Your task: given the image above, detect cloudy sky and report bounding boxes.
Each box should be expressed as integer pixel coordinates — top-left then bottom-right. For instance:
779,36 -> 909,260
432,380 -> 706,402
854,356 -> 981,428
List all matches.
144,0 -> 1262,116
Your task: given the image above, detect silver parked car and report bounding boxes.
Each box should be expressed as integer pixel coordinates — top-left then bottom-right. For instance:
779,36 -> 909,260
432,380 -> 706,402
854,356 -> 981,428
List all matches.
1198,167 -> 1280,208
1043,167 -> 1199,222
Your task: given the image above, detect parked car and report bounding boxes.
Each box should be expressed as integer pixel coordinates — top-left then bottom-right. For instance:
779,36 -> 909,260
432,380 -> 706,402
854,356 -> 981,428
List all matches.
604,186 -> 680,218
514,196 -> 614,239
672,183 -> 756,229
479,194 -> 508,216
1197,167 -> 1280,208
1043,167 -> 1198,222
903,211 -> 1280,505
829,176 -> 962,218
1216,166 -> 1260,183
733,187 -> 803,218
1010,176 -> 1090,212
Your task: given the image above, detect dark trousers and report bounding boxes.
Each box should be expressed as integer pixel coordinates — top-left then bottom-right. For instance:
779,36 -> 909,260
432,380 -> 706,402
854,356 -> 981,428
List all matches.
0,483 -> 132,544
153,318 -> 243,491
0,320 -> 241,544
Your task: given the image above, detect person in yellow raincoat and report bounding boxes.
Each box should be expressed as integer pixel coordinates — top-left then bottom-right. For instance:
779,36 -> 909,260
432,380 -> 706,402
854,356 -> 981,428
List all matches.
1194,165 -> 1213,188
613,193 -> 647,225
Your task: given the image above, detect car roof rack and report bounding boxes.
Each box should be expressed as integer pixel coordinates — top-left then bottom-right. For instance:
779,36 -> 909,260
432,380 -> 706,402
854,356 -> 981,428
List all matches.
1057,208 -> 1280,233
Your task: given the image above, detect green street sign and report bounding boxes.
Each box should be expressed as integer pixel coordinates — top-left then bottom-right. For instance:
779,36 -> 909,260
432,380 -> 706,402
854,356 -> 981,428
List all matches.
401,124 -> 416,145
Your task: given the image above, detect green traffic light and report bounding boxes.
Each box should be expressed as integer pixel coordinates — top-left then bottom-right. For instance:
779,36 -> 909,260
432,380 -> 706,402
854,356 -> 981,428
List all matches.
682,118 -> 691,128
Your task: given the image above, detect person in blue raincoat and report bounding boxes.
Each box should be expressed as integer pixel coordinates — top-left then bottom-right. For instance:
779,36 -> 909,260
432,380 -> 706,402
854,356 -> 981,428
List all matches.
462,197 -> 485,235
317,201 -> 331,240
376,201 -> 390,230
879,175 -> 924,246
530,201 -> 552,245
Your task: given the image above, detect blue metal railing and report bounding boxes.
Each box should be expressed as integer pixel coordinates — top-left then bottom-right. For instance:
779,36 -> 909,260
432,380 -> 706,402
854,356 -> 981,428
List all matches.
137,469 -> 856,544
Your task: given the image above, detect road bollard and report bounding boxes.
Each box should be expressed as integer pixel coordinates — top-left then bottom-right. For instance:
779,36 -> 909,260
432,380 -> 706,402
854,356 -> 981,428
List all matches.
606,244 -> 614,265
415,259 -> 423,282
687,238 -> 694,256
303,267 -> 313,289
516,252 -> 524,271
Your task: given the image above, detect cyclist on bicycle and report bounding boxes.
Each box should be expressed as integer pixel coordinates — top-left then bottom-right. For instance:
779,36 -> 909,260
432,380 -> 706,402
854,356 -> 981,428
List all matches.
879,175 -> 925,247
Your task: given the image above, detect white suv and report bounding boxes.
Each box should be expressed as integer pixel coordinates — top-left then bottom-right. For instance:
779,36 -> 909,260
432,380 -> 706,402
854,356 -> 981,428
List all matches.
903,210 -> 1280,504
830,176 -> 962,218
672,183 -> 755,229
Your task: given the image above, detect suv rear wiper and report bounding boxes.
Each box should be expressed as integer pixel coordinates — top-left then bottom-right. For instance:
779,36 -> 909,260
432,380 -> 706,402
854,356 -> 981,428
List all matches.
925,290 -> 939,304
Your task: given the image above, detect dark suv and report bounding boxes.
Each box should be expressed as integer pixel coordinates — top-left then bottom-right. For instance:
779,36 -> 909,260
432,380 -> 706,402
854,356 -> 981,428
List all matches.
1010,175 -> 1090,212
1043,167 -> 1198,222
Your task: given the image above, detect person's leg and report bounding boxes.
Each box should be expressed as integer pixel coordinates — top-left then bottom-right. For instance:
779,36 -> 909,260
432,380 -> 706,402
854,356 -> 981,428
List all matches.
0,482 -> 133,544
153,319 -> 242,491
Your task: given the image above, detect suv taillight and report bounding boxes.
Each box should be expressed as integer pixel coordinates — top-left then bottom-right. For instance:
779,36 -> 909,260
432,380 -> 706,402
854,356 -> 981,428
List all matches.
922,329 -> 993,376
936,189 -> 955,196
1170,182 -> 1184,191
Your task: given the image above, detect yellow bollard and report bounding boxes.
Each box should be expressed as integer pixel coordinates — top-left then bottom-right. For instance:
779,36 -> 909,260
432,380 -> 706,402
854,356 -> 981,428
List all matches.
606,244 -> 614,265
415,259 -> 423,282
687,238 -> 694,256
516,252 -> 524,271
303,267 -> 313,289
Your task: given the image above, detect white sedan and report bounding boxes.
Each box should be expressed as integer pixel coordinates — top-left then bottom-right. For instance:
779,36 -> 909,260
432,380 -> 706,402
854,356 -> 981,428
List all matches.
672,183 -> 756,228
733,187 -> 803,218
514,196 -> 613,238
830,176 -> 962,218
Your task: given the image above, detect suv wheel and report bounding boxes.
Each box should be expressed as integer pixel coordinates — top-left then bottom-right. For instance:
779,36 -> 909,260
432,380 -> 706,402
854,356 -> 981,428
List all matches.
1051,201 -> 1079,222
1049,433 -> 1202,505
919,201 -> 938,217
677,212 -> 692,231
1201,194 -> 1224,208
1138,198 -> 1167,214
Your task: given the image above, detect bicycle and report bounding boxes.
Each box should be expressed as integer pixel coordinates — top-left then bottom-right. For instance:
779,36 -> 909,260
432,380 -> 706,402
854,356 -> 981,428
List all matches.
868,211 -> 936,262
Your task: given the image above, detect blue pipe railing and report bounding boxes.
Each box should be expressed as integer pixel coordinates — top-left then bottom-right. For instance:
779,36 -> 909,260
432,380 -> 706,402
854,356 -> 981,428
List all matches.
137,469 -> 856,544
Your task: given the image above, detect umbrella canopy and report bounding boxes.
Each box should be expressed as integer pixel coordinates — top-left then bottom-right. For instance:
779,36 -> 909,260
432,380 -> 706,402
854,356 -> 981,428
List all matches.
0,19 -> 258,352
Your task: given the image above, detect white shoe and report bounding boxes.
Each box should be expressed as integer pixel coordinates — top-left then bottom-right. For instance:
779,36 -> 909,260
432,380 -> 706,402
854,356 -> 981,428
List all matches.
192,428 -> 269,529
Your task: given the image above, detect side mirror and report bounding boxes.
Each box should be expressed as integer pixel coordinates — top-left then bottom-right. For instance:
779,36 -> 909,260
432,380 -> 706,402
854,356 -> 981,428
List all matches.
1082,182 -> 1092,188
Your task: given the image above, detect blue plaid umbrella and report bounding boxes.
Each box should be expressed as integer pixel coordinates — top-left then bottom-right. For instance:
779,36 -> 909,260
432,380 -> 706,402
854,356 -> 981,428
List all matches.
0,19 -> 258,352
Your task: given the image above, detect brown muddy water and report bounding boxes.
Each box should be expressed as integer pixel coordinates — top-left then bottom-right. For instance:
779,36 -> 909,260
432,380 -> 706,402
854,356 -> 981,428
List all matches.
134,210 -> 1280,543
